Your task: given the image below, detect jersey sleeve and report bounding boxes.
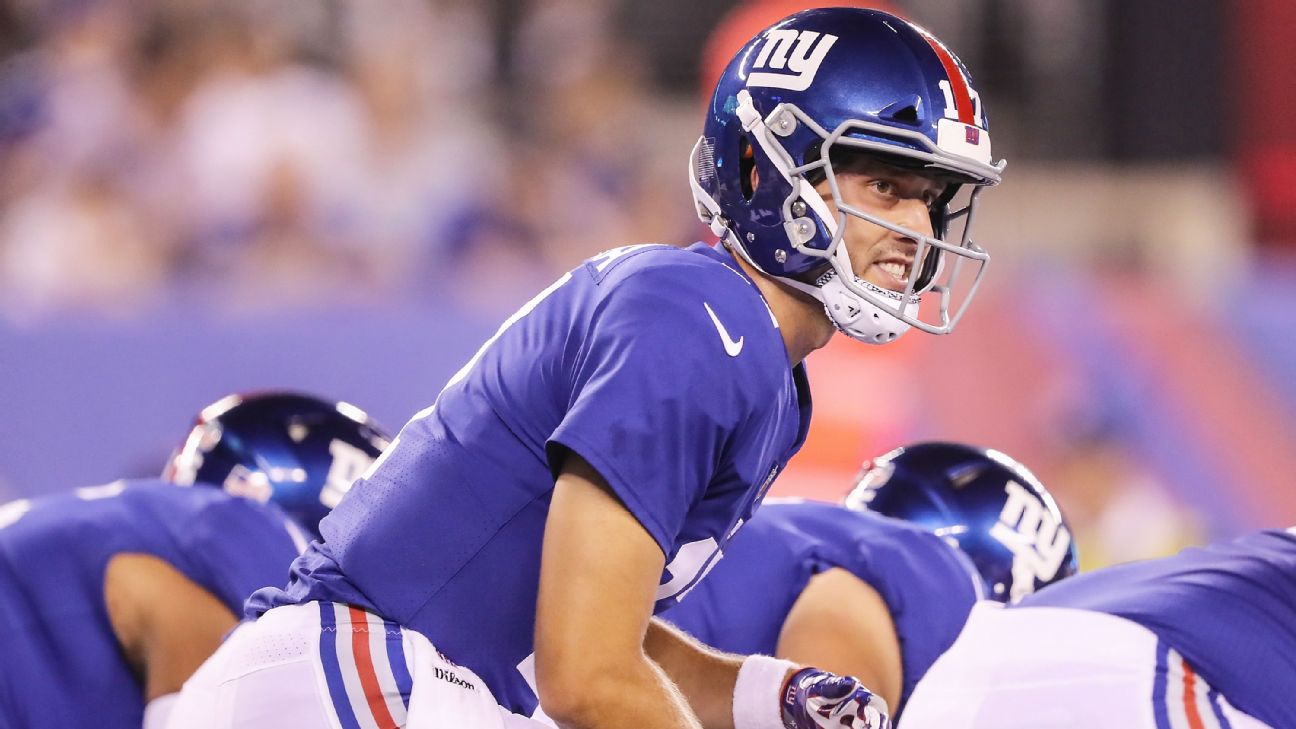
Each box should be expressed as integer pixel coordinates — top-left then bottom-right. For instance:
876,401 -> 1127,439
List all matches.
174,496 -> 307,614
548,264 -> 767,555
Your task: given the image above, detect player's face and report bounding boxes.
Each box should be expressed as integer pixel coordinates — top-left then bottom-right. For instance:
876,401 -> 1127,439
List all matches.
815,157 -> 945,293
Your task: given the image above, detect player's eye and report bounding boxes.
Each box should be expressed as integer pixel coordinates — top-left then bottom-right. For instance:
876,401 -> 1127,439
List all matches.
870,180 -> 896,197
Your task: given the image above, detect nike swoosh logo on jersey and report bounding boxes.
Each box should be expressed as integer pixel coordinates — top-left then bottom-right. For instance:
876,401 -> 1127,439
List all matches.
704,302 -> 744,357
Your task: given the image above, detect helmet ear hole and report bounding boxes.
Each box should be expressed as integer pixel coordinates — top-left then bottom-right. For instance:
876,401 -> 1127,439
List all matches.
738,136 -> 757,200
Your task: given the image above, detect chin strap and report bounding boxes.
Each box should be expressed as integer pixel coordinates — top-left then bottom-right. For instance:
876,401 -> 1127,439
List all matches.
776,241 -> 914,346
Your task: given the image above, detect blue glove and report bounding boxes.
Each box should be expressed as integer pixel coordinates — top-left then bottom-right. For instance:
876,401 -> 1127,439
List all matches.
779,668 -> 890,729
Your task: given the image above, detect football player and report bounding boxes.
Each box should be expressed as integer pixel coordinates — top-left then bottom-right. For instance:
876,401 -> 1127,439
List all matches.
900,527 -> 1293,728
0,392 -> 389,729
169,8 -> 1004,729
661,442 -> 1077,719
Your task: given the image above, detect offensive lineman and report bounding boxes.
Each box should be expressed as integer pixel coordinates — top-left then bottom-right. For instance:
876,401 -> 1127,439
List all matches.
900,527 -> 1295,728
170,8 -> 1004,729
0,392 -> 389,729
662,443 -> 1077,719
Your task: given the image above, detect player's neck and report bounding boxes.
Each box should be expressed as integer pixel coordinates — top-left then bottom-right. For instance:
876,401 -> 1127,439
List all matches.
729,251 -> 835,364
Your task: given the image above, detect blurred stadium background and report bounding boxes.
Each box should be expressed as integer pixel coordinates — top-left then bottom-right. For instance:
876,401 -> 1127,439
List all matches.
1,0 -> 1294,570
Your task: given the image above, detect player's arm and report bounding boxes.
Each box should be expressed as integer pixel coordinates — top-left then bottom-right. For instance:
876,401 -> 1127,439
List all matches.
534,452 -> 704,729
642,617 -> 752,728
644,587 -> 895,729
539,269 -> 887,727
103,554 -> 240,703
646,576 -> 899,729
775,567 -> 903,712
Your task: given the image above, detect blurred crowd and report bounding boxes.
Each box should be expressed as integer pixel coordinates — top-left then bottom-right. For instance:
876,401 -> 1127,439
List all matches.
0,0 -> 694,318
1,0 -> 1275,570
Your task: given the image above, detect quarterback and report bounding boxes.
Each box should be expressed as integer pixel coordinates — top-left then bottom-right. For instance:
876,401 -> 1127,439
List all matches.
902,529 -> 1294,727
170,8 -> 1004,729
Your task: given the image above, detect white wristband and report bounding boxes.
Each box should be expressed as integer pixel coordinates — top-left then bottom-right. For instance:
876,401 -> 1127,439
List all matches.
733,654 -> 799,729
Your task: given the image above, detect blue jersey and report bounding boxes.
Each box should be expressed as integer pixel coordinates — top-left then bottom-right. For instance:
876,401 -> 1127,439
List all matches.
251,243 -> 812,715
1020,528 -> 1296,728
0,479 -> 304,729
663,500 -> 984,713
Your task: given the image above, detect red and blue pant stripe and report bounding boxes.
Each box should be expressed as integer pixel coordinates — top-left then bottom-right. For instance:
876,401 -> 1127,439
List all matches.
1153,640 -> 1233,729
318,603 -> 414,729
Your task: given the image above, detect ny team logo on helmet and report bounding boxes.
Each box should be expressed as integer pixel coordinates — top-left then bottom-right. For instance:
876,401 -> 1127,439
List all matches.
163,391 -> 392,540
845,442 -> 1077,602
690,8 -> 1005,344
747,30 -> 838,90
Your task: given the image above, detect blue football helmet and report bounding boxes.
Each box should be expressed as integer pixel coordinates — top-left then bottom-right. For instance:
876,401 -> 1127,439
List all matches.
162,392 -> 392,539
845,442 -> 1077,602
690,8 -> 1004,344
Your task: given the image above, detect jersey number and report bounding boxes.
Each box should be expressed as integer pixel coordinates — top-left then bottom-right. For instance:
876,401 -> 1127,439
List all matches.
0,481 -> 127,532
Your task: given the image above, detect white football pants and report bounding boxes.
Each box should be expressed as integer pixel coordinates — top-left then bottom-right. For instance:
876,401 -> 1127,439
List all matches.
166,602 -> 544,729
901,603 -> 1271,729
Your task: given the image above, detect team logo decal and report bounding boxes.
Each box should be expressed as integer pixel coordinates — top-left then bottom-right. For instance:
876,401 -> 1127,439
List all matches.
748,29 -> 838,91
989,480 -> 1071,601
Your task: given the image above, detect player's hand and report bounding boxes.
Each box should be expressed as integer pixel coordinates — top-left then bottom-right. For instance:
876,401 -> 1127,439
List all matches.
779,668 -> 890,729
